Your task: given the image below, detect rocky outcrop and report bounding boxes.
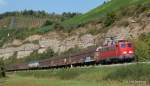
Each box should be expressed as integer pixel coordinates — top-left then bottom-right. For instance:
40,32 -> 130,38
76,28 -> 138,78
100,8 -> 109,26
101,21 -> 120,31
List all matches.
0,34 -> 97,59
106,14 -> 150,40
0,43 -> 39,59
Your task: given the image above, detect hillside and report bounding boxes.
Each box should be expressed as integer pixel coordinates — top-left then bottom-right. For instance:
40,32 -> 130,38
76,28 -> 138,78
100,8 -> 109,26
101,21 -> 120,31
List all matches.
0,10 -> 80,29
0,11 -> 81,47
0,16 -> 48,29
63,0 -> 150,28
0,0 -> 150,63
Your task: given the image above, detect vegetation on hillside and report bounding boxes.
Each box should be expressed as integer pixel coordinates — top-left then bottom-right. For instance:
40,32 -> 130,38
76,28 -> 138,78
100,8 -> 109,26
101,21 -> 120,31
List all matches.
0,10 -> 81,21
24,48 -> 56,62
0,10 -> 81,47
63,0 -> 150,28
106,64 -> 150,81
134,33 -> 150,62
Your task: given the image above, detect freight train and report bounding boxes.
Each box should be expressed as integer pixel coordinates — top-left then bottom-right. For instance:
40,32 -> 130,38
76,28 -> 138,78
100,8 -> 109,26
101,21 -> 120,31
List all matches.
6,38 -> 135,71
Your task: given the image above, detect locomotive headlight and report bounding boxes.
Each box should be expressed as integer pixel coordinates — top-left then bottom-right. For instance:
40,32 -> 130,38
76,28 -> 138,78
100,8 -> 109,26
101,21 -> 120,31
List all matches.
123,51 -> 127,54
129,51 -> 133,54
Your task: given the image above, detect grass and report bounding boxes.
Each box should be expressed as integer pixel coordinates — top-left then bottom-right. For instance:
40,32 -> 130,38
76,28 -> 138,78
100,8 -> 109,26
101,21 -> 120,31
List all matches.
105,64 -> 150,81
2,75 -> 129,86
17,64 -> 150,81
14,64 -> 150,83
2,72 -> 118,86
2,64 -> 150,86
63,0 -> 149,27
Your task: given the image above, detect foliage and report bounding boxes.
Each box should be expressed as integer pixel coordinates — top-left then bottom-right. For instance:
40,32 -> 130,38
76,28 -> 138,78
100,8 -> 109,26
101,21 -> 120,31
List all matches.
61,0 -> 150,32
0,28 -> 37,47
0,26 -> 55,47
0,58 -> 6,78
0,10 -> 82,47
4,52 -> 18,65
0,10 -> 81,19
60,46 -> 81,58
105,64 -> 150,81
61,12 -> 81,21
134,33 -> 150,61
0,10 -> 81,26
103,12 -> 117,27
63,0 -> 150,29
0,10 -> 48,18
42,20 -> 53,26
36,25 -> 55,34
24,48 -> 56,62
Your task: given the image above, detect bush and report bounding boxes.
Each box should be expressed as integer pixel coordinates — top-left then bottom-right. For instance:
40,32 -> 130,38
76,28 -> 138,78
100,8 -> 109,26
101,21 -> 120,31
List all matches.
4,52 -> 17,65
105,64 -> 150,81
42,20 -> 53,26
103,12 -> 117,27
36,25 -> 54,34
25,48 -> 56,62
133,33 -> 150,62
0,59 -> 6,78
0,28 -> 36,47
60,46 -> 81,58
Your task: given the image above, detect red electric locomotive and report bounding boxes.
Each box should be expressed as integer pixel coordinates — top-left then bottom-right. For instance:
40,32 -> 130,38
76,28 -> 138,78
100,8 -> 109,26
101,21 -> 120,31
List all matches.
95,38 -> 134,63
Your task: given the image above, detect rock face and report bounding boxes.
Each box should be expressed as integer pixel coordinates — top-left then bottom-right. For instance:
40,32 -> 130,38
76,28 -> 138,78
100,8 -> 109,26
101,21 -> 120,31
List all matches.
106,14 -> 150,40
0,34 -> 97,59
0,13 -> 149,59
0,52 -> 14,60
0,43 -> 39,59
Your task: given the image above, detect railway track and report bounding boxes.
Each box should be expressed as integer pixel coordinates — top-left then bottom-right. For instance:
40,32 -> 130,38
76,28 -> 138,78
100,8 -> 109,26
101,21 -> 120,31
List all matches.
90,61 -> 150,68
6,61 -> 150,72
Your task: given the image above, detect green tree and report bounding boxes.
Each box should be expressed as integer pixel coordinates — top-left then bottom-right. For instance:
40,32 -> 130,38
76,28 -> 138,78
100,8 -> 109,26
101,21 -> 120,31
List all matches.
43,20 -> 53,26
134,33 -> 150,61
134,40 -> 150,61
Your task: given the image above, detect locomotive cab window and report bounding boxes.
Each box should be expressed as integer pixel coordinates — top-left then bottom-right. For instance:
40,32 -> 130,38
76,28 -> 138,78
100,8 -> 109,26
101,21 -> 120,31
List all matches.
128,43 -> 132,48
120,43 -> 126,48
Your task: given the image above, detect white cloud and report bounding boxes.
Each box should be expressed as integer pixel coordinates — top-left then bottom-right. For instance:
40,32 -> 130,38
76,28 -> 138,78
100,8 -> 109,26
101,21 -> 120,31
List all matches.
0,0 -> 7,6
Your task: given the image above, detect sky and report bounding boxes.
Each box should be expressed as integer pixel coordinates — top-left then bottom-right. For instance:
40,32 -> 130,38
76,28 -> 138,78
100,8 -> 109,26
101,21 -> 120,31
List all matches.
0,0 -> 106,14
